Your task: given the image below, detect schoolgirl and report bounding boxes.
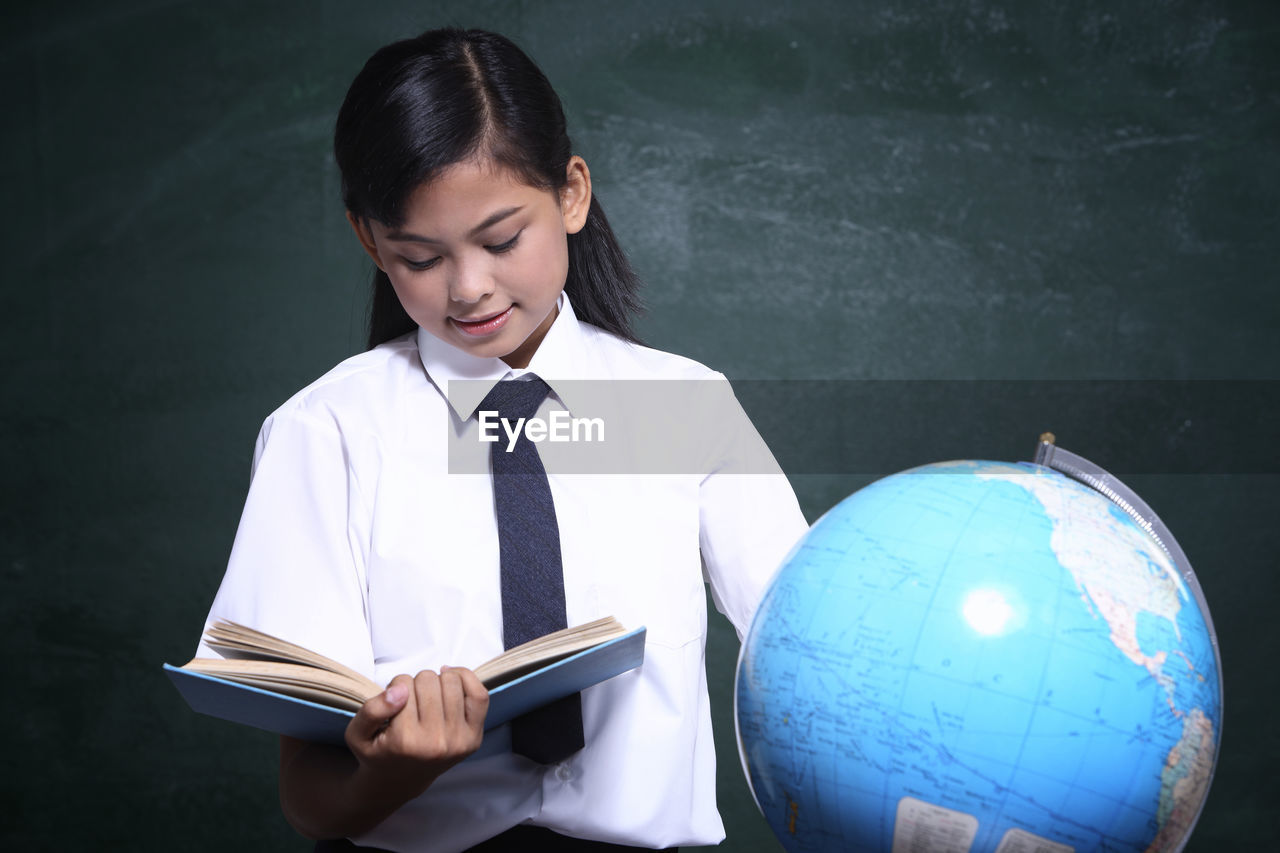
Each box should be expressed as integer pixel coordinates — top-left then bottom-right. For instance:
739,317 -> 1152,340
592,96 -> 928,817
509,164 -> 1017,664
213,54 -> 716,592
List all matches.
197,27 -> 807,853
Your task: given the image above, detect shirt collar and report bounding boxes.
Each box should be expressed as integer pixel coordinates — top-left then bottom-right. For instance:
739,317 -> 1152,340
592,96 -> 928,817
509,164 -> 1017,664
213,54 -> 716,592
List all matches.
417,292 -> 597,420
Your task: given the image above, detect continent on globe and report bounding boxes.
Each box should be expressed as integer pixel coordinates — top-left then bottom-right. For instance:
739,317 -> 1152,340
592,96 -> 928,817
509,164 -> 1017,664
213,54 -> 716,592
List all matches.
978,465 -> 1186,712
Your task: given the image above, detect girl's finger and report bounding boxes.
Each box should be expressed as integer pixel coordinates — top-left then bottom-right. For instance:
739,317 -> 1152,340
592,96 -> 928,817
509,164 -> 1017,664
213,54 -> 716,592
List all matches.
412,670 -> 443,727
438,667 -> 467,729
454,667 -> 490,730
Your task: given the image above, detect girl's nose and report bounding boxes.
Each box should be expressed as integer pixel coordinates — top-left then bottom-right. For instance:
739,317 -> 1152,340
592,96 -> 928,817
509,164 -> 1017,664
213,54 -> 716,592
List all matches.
448,260 -> 495,304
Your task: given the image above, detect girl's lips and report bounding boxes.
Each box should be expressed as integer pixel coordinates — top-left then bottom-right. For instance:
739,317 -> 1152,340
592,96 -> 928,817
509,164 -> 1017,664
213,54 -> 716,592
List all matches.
452,306 -> 513,336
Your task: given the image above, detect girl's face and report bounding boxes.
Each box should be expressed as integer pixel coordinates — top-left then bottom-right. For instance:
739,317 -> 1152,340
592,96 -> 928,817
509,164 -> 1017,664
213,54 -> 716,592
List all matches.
349,157 -> 592,368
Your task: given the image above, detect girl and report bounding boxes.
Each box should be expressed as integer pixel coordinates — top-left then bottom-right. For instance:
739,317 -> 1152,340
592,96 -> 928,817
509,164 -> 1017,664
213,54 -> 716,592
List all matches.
197,27 -> 807,853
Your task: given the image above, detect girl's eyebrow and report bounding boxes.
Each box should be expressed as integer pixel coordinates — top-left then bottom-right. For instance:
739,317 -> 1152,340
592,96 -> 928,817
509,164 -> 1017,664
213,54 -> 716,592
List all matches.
386,206 -> 524,244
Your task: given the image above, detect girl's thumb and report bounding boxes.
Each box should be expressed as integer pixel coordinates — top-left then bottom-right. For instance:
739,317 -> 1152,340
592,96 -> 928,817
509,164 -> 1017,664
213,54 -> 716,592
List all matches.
382,683 -> 409,707
348,681 -> 409,744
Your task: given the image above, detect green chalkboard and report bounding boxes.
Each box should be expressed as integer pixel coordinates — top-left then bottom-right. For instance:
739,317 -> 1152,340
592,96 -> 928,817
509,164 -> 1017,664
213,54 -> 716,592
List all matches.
2,1 -> 1276,850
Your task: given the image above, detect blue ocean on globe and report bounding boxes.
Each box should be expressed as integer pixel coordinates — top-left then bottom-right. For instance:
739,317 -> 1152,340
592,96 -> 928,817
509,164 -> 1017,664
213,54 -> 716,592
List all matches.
736,460 -> 1221,853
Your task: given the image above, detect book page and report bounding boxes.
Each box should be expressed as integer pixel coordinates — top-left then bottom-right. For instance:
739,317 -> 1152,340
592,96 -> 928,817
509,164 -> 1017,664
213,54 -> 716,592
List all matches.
473,616 -> 627,686
181,658 -> 378,709
203,621 -> 379,694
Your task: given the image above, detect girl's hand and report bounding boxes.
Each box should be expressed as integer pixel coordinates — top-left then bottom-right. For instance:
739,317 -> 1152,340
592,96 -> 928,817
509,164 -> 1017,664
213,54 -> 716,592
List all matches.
345,666 -> 490,805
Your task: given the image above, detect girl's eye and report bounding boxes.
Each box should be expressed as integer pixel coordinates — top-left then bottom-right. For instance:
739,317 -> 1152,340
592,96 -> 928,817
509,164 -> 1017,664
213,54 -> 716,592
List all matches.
486,230 -> 522,254
404,256 -> 441,271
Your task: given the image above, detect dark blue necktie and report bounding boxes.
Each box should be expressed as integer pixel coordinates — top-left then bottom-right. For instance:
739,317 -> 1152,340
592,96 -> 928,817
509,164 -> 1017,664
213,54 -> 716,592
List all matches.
480,375 -> 584,764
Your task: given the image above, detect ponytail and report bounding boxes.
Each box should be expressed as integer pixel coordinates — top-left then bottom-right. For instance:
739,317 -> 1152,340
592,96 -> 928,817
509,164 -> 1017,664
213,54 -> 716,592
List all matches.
367,269 -> 416,350
564,198 -> 644,345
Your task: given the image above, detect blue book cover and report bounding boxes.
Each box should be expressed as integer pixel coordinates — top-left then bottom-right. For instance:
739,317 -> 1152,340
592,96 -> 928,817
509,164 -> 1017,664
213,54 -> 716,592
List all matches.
164,626 -> 646,749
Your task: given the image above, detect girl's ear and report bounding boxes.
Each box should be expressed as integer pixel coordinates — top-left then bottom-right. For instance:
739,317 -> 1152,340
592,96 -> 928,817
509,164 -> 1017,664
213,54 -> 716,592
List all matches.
347,211 -> 387,272
560,156 -> 592,235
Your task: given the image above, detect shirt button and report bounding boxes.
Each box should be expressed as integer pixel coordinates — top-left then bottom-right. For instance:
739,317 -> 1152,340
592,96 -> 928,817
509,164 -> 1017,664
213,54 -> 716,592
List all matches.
555,763 -> 573,782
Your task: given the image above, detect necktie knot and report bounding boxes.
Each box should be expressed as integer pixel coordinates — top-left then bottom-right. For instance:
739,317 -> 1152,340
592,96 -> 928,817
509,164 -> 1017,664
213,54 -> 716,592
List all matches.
479,375 -> 552,424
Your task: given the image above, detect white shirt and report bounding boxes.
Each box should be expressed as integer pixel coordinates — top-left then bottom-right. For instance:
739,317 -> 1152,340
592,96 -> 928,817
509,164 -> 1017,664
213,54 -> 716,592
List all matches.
198,294 -> 808,852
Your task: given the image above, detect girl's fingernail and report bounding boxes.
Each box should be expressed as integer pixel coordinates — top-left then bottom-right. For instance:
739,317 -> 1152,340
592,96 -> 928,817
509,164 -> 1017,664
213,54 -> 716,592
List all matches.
385,684 -> 408,705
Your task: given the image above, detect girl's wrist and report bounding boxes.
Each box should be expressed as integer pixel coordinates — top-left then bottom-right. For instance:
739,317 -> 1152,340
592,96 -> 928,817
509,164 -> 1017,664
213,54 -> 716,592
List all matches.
347,755 -> 444,828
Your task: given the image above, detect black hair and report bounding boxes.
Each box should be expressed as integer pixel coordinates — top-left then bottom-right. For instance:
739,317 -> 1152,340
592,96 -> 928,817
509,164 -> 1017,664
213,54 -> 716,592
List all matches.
334,28 -> 645,350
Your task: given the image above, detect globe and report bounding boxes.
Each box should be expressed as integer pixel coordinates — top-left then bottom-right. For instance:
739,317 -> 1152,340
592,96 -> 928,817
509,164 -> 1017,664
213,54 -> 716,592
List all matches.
736,459 -> 1221,853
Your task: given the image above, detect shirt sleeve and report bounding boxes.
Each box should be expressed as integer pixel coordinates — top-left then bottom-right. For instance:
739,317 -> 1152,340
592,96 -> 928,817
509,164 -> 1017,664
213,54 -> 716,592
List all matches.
196,402 -> 377,680
697,375 -> 809,640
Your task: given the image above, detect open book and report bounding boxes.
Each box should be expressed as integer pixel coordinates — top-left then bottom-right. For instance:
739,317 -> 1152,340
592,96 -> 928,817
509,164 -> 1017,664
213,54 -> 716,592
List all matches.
165,617 -> 645,747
